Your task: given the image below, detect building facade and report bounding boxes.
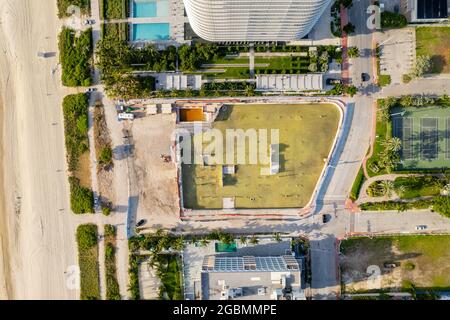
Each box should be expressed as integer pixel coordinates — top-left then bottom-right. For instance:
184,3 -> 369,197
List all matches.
183,0 -> 332,42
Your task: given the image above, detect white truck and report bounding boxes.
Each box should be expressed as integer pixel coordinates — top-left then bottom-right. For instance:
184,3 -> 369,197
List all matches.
118,113 -> 135,121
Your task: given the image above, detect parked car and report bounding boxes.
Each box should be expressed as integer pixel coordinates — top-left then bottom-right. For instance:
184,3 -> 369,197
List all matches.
326,78 -> 342,85
136,219 -> 146,228
86,87 -> 97,93
93,196 -> 100,208
383,262 -> 399,268
322,214 -> 331,223
83,19 -> 95,25
415,225 -> 427,231
361,73 -> 370,82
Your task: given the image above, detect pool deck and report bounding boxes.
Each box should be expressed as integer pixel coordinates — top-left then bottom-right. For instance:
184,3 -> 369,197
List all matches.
126,0 -> 190,45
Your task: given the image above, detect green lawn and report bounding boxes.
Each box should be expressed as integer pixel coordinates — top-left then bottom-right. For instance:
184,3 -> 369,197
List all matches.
341,235 -> 450,292
199,56 -> 310,79
157,255 -> 183,300
416,27 -> 450,74
182,103 -> 341,209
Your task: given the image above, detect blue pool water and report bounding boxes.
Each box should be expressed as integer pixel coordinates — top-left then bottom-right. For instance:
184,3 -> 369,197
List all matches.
132,23 -> 170,41
133,0 -> 169,18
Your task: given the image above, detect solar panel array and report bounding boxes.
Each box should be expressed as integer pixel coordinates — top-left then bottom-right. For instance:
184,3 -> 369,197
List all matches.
202,255 -> 299,272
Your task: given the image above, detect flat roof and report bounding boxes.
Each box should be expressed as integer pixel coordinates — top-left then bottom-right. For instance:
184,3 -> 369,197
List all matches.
256,74 -> 324,91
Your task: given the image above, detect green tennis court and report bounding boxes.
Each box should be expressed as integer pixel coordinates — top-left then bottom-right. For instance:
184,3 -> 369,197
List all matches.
392,106 -> 450,169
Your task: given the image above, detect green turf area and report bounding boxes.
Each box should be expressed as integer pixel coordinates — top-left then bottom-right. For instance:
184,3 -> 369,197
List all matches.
157,255 -> 183,300
76,224 -> 100,300
182,103 -> 341,209
341,235 -> 450,292
199,56 -> 310,79
391,106 -> 450,169
416,27 -> 450,74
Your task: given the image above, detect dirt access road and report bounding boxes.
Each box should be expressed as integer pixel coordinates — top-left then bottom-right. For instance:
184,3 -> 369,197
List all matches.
0,0 -> 80,299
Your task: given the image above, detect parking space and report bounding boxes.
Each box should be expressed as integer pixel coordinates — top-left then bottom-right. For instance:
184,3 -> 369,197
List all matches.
376,28 -> 415,85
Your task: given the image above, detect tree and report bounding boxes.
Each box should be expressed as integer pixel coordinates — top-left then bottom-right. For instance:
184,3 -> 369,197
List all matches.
200,237 -> 209,247
413,55 -> 432,78
249,235 -> 259,245
173,236 -> 185,251
380,180 -> 395,197
381,11 -> 407,29
347,46 -> 360,58
343,23 -> 355,34
308,63 -> 318,72
76,224 -> 98,250
239,236 -> 247,245
382,137 -> 402,153
273,233 -> 282,243
345,85 -> 358,97
99,146 -> 113,165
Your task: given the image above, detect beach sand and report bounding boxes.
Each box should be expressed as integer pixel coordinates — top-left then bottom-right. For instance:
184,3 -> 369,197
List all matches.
0,93 -> 12,299
0,0 -> 79,299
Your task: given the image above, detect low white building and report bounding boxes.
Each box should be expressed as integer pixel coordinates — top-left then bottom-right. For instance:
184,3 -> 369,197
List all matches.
256,74 -> 324,92
154,73 -> 202,90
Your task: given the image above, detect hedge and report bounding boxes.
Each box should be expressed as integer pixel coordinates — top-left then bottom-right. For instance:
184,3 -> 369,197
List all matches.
76,224 -> 100,300
59,27 -> 92,87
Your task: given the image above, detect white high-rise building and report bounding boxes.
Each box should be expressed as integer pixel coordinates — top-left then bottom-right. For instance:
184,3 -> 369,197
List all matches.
183,0 -> 332,42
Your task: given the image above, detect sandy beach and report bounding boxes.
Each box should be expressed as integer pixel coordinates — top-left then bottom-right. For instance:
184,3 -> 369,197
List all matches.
0,0 -> 79,299
0,92 -> 12,299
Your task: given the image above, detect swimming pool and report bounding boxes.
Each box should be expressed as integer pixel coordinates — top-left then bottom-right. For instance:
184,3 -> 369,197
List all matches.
133,0 -> 169,18
132,23 -> 170,41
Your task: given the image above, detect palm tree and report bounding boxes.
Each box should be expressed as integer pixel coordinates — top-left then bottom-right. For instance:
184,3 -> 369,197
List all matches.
380,180 -> 395,197
190,236 -> 198,246
273,233 -> 282,243
395,185 -> 406,198
249,235 -> 259,245
171,236 -> 185,251
239,236 -> 247,245
382,138 -> 402,152
200,237 -> 209,247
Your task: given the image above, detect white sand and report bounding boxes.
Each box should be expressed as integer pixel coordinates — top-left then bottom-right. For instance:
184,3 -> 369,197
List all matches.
0,0 -> 80,299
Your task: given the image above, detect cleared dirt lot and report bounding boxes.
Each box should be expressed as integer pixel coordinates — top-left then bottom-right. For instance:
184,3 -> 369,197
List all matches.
132,113 -> 180,229
340,235 -> 450,293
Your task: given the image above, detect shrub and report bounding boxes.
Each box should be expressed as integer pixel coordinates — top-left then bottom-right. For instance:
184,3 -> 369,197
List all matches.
59,27 -> 92,87
69,177 -> 94,214
77,224 -> 98,250
104,224 -> 116,237
76,224 -> 100,300
62,94 -> 90,172
413,55 -> 432,77
102,206 -> 111,216
402,74 -> 412,84
378,74 -> 391,87
347,46 -> 360,58
381,11 -> 407,29
433,196 -> 450,218
57,0 -> 90,18
99,146 -> 113,165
